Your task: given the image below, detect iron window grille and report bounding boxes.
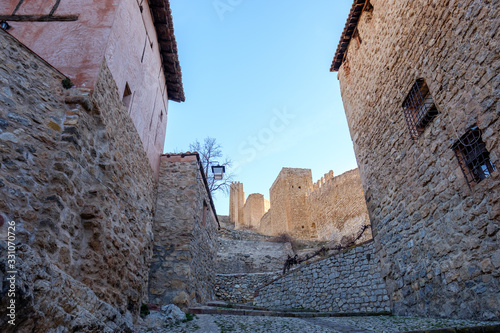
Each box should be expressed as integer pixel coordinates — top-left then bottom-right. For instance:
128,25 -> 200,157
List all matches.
402,79 -> 439,139
453,126 -> 496,187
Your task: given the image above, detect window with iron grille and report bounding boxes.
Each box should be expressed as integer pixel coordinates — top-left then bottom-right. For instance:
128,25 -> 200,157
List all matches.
453,126 -> 496,187
402,79 -> 439,139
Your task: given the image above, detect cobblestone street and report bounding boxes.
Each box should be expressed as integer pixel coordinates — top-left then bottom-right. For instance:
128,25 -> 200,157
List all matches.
140,314 -> 500,333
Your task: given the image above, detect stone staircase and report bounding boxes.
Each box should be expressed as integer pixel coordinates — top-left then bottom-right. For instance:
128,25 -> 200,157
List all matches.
189,301 -> 390,318
215,225 -> 291,304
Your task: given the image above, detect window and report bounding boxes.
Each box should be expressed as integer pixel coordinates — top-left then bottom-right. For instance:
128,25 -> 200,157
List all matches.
402,79 -> 438,139
364,0 -> 373,12
122,83 -> 132,110
202,201 -> 208,227
353,28 -> 362,46
453,126 -> 496,187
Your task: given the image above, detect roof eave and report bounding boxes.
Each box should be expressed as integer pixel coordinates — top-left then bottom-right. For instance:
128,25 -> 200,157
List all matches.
330,0 -> 366,72
149,0 -> 185,102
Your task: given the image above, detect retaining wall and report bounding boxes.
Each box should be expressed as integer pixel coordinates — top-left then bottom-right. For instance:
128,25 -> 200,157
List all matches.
254,242 -> 391,313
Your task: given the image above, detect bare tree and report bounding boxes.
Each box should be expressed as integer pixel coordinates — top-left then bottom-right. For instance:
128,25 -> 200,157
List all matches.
189,137 -> 233,195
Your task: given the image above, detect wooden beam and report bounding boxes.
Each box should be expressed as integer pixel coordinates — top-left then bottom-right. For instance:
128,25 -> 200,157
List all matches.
0,15 -> 78,22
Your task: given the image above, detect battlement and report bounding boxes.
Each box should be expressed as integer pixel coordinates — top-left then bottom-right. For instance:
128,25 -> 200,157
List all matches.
230,167 -> 370,242
307,169 -> 360,198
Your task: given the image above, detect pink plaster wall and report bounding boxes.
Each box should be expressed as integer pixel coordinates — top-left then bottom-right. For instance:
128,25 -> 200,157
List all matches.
104,0 -> 169,176
1,0 -> 172,176
1,0 -> 120,88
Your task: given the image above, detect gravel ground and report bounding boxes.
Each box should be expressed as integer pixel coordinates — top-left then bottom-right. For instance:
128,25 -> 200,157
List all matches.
137,314 -> 500,333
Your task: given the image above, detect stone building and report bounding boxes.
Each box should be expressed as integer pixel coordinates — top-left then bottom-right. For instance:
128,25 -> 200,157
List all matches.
0,1 -> 218,332
149,153 -> 219,311
0,0 -> 184,176
331,0 -> 499,321
230,167 -> 371,241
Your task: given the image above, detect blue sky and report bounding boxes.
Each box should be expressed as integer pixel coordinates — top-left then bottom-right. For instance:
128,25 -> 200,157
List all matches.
165,1 -> 357,215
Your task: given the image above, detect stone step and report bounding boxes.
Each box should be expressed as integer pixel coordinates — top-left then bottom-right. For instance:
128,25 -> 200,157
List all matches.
206,300 -> 320,312
205,301 -> 267,310
189,303 -> 391,318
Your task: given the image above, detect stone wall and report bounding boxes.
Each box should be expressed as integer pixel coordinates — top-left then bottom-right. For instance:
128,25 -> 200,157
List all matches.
215,226 -> 291,304
215,273 -> 279,304
217,239 -> 292,274
242,193 -> 270,230
1,0 -> 180,176
0,30 -> 155,331
218,215 -> 234,230
335,0 -> 500,320
149,154 -> 218,311
269,168 -> 314,238
229,182 -> 244,226
307,169 -> 371,243
232,167 -> 371,243
254,242 -> 391,313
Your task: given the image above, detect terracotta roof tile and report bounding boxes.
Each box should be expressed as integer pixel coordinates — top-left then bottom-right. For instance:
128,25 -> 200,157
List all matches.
149,0 -> 185,102
330,0 -> 366,72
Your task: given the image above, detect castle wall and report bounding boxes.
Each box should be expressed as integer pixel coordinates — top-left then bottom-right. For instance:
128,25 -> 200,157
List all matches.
269,168 -> 313,238
149,154 -> 218,311
242,193 -> 269,230
0,31 -> 155,331
307,169 -> 371,242
0,0 -> 172,176
255,242 -> 391,314
336,0 -> 499,320
258,209 -> 273,235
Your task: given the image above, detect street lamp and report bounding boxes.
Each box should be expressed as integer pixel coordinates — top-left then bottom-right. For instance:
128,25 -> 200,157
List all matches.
211,164 -> 225,180
0,21 -> 11,30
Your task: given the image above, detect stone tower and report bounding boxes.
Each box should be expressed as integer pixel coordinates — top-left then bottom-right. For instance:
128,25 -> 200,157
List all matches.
229,182 -> 245,224
269,168 -> 314,239
242,193 -> 270,230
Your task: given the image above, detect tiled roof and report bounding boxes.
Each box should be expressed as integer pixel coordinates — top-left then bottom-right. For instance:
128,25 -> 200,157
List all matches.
149,0 -> 185,102
330,0 -> 366,72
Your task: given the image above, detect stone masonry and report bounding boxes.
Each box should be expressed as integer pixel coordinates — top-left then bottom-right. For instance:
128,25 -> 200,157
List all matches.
307,169 -> 372,243
230,167 -> 370,241
254,242 -> 391,314
267,168 -> 314,239
332,0 -> 500,321
229,182 -> 245,225
242,193 -> 270,230
0,30 -> 155,331
149,153 -> 218,311
215,221 -> 291,304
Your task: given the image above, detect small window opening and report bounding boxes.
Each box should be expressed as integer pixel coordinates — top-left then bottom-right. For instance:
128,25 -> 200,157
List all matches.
343,57 -> 351,77
364,0 -> 373,12
298,186 -> 301,189
160,110 -> 163,122
301,226 -> 305,229
453,126 -> 496,187
402,78 -> 438,139
122,83 -> 132,109
353,28 -> 362,46
202,201 -> 208,227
